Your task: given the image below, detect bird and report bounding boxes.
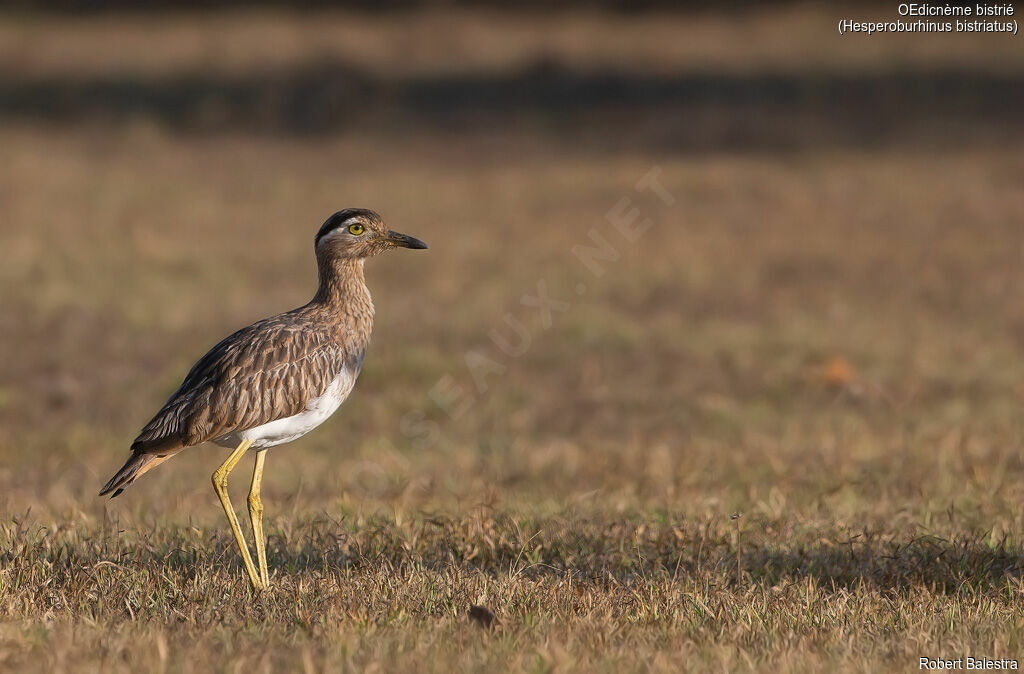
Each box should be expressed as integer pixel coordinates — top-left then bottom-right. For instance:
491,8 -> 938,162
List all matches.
99,208 -> 427,590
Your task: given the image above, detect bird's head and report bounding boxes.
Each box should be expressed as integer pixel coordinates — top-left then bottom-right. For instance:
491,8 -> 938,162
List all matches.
314,208 -> 428,260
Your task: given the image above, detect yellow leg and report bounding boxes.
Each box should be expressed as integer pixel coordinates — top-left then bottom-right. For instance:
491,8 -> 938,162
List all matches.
248,449 -> 270,588
211,438 -> 262,590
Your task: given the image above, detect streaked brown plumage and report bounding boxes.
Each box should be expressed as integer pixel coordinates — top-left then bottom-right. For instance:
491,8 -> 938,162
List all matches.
99,208 -> 427,589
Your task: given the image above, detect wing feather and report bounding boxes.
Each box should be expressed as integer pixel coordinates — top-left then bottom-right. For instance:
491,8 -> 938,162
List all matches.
131,316 -> 350,453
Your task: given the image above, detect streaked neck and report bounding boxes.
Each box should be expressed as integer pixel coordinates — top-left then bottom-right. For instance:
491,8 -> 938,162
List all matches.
313,255 -> 370,309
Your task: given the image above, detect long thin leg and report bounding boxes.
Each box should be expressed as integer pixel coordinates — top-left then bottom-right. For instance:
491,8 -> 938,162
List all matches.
248,449 -> 269,588
211,438 -> 262,590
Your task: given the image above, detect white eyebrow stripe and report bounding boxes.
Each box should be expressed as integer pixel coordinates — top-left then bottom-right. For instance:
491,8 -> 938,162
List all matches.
316,218 -> 365,247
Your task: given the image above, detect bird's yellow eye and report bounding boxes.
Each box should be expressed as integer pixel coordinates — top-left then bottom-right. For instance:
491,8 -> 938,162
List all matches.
348,223 -> 365,235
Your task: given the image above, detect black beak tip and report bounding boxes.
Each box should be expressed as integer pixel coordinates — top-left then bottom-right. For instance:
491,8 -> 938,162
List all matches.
390,230 -> 429,250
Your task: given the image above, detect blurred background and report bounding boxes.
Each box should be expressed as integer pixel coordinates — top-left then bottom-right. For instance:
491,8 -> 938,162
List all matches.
0,1 -> 1022,524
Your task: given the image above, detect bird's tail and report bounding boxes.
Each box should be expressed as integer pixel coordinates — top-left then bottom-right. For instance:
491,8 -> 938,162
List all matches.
99,452 -> 173,498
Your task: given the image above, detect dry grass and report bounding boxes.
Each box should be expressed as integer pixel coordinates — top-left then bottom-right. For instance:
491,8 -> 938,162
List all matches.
1,6 -> 1024,673
4,513 -> 1024,672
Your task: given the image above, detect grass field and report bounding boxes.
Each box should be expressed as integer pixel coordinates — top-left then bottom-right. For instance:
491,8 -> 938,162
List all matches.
1,6 -> 1024,672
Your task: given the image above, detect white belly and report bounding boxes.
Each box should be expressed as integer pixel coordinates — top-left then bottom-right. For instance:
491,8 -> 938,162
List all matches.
213,367 -> 357,450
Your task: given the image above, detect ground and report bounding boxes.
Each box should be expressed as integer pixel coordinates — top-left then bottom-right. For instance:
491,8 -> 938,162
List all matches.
1,6 -> 1023,673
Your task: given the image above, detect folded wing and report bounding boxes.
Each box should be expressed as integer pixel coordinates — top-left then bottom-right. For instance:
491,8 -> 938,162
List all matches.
131,316 -> 347,454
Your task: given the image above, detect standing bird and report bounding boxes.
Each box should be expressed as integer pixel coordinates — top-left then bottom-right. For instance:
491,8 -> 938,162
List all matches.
99,208 -> 427,590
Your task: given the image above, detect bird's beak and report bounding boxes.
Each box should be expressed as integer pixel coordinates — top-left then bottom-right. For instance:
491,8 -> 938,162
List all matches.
386,230 -> 428,250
